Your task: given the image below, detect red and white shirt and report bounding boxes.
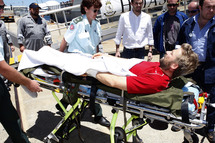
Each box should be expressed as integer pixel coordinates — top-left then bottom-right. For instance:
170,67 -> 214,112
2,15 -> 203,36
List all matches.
127,61 -> 170,94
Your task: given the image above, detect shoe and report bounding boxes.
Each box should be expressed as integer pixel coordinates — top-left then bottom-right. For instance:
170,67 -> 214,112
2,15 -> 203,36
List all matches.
207,131 -> 215,143
171,125 -> 181,132
94,116 -> 110,127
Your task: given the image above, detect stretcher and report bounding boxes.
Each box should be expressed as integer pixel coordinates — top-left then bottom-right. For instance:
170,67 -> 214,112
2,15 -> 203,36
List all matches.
20,65 -> 209,143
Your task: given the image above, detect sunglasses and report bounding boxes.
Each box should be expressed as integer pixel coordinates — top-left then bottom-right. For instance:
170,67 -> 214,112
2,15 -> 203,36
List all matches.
167,3 -> 178,7
188,9 -> 199,13
0,4 -> 5,10
92,9 -> 99,13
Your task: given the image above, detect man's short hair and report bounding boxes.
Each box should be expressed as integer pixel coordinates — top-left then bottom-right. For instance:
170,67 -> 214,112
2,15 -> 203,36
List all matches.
199,0 -> 205,7
131,0 -> 143,3
172,43 -> 199,78
80,0 -> 102,14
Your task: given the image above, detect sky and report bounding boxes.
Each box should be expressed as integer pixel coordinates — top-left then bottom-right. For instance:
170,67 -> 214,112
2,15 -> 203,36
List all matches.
4,0 -> 66,7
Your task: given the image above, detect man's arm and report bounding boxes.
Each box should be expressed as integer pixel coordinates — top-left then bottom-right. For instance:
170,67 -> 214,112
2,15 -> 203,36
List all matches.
114,15 -> 124,57
44,22 -> 52,46
96,72 -> 127,91
147,45 -> 153,61
0,60 -> 42,92
17,19 -> 25,52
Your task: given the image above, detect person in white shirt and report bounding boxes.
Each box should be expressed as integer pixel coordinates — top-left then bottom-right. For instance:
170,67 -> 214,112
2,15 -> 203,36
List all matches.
114,0 -> 154,60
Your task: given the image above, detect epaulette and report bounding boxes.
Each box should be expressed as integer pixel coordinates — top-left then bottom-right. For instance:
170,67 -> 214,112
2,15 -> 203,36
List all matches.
73,16 -> 83,24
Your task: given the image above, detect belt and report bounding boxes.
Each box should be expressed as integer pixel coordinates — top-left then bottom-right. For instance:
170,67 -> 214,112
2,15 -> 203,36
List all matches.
124,47 -> 145,51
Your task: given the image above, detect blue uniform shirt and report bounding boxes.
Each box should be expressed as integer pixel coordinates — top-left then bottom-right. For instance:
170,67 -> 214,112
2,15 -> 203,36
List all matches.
190,14 -> 212,62
64,15 -> 101,54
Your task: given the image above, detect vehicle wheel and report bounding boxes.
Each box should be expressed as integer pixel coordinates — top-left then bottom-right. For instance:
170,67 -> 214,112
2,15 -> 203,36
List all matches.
115,127 -> 126,143
183,133 -> 199,143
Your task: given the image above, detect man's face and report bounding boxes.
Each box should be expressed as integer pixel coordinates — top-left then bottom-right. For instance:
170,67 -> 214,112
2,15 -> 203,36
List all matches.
188,2 -> 199,17
30,7 -> 40,17
160,48 -> 182,70
199,0 -> 215,21
0,0 -> 4,16
131,0 -> 143,14
167,0 -> 179,15
85,6 -> 100,21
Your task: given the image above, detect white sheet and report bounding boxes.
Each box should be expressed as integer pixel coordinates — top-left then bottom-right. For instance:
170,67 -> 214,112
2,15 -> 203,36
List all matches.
18,46 -> 144,76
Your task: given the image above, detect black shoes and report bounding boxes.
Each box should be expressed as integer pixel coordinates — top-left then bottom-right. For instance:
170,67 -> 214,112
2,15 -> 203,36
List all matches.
94,116 -> 110,127
207,131 -> 215,143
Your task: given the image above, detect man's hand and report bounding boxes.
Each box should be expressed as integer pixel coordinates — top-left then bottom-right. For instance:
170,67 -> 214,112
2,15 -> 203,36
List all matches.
20,45 -> 25,52
147,52 -> 153,61
115,51 -> 121,57
25,80 -> 42,92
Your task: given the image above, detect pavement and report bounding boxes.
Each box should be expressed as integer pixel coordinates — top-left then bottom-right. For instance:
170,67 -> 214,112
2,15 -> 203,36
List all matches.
0,15 -> 210,143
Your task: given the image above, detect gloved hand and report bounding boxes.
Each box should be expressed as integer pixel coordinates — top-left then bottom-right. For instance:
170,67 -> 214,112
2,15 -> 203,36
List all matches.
86,69 -> 98,78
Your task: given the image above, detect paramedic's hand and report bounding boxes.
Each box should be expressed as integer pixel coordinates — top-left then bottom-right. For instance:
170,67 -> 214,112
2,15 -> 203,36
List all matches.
25,80 -> 42,92
20,45 -> 25,53
147,52 -> 153,61
86,69 -> 98,78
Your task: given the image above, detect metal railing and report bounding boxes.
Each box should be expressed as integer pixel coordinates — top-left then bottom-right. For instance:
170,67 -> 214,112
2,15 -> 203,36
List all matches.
38,2 -> 187,42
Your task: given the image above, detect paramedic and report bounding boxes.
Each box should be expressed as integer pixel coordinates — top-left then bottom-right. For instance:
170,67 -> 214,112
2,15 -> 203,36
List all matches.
0,2 -> 42,143
58,0 -> 110,127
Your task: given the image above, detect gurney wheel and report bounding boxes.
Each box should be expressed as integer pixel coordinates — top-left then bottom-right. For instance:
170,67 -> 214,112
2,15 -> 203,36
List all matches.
183,133 -> 199,143
43,138 -> 59,143
115,127 -> 126,143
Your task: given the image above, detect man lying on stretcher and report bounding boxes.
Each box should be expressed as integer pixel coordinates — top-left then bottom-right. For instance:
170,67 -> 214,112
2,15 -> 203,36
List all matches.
19,43 -> 198,95
86,43 -> 199,94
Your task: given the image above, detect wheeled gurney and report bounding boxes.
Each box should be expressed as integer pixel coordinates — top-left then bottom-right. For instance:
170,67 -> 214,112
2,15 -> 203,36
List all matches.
17,47 -> 209,143
21,66 -> 209,143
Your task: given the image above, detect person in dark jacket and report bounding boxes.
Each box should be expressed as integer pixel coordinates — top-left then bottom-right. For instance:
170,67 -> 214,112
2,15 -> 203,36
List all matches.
153,0 -> 188,58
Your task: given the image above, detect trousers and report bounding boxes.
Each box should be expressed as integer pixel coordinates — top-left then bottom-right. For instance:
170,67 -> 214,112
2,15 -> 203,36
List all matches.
122,47 -> 145,59
0,78 -> 30,143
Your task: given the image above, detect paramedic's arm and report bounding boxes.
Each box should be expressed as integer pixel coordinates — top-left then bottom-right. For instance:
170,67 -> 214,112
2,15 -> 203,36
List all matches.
96,45 -> 99,53
0,60 -> 42,92
59,38 -> 67,52
96,72 -> 127,91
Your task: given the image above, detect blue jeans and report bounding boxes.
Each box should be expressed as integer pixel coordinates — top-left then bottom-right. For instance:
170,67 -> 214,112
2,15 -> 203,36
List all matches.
122,47 -> 145,59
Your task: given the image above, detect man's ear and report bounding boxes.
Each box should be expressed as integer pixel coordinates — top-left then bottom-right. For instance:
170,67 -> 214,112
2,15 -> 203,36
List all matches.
170,63 -> 179,71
